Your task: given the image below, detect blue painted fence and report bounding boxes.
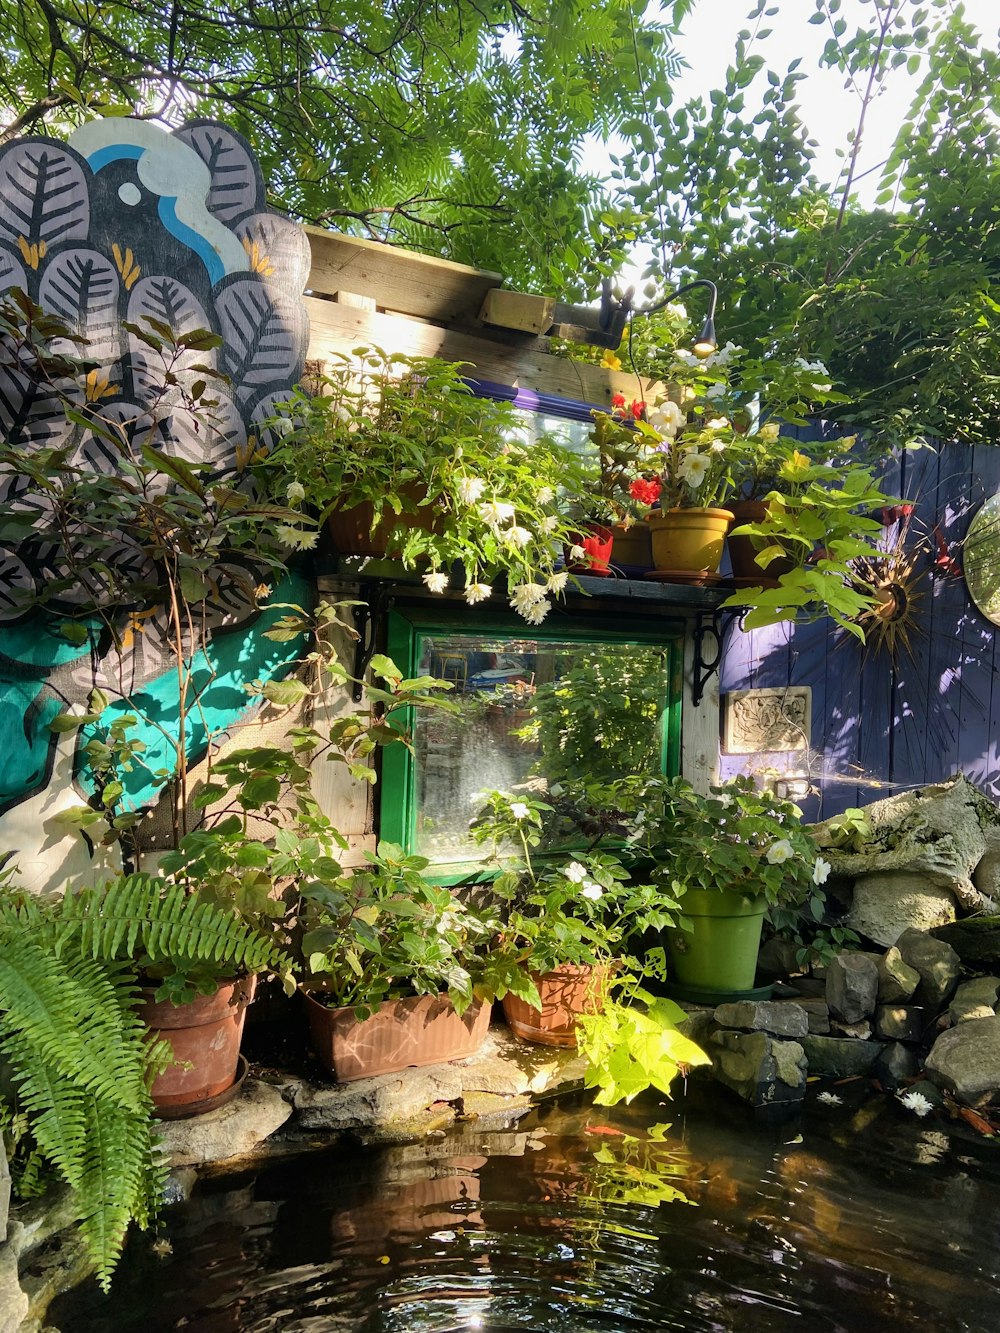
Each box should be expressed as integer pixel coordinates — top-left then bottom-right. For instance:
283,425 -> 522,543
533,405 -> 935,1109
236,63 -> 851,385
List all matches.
719,433 -> 1000,820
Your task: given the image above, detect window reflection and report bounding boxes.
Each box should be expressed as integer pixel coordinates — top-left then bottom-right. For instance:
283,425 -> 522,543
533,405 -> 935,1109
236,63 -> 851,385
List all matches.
412,632 -> 669,863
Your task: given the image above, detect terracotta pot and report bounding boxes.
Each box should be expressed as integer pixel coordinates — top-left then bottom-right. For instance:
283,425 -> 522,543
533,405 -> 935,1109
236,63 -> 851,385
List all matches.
726,499 -> 797,587
304,991 -> 491,1081
326,481 -> 441,557
565,524 -> 614,576
502,964 -> 609,1048
611,521 -> 652,574
138,975 -> 256,1114
647,507 -> 733,574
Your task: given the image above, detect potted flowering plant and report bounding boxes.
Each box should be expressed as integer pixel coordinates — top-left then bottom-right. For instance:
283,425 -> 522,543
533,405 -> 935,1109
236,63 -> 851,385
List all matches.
259,348 -> 579,624
469,790 -> 680,1046
625,774 -> 829,999
298,841 -> 499,1080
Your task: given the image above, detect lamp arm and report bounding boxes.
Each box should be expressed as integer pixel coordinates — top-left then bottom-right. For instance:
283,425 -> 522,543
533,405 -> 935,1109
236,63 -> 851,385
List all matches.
634,278 -> 718,322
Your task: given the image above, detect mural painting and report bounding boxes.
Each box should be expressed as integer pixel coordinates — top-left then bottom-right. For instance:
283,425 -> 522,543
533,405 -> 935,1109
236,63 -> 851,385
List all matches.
0,118 -> 312,891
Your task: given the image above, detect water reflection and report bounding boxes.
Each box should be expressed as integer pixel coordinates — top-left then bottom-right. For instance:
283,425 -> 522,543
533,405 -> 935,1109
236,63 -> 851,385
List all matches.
50,1085 -> 1000,1332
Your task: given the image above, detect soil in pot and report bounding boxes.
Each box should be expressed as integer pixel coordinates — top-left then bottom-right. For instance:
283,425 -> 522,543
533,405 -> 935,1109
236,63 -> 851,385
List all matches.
138,974 -> 256,1114
304,991 -> 492,1081
502,964 -> 609,1048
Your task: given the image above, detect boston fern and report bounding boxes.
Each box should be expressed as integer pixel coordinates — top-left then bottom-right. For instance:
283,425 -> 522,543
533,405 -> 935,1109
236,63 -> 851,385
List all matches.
0,874 -> 293,1290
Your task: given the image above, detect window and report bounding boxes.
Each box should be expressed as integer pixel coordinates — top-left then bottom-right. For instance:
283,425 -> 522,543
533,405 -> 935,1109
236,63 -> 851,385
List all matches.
380,607 -> 683,871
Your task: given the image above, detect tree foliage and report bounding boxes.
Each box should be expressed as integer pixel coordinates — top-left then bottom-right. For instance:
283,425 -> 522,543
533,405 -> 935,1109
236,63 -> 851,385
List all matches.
0,0 -> 687,292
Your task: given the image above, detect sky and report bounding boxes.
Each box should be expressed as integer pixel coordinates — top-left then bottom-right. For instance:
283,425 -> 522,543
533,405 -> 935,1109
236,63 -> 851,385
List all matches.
664,0 -> 1000,206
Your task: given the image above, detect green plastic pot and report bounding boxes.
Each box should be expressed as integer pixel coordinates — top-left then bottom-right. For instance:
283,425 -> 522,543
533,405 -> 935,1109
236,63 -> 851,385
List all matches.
665,886 -> 766,993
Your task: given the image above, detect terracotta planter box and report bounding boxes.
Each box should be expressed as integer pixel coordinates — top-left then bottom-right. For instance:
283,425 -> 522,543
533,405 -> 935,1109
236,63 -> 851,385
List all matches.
502,964 -> 608,1048
727,499 -> 797,587
326,482 -> 441,557
304,990 -> 491,1081
138,975 -> 256,1114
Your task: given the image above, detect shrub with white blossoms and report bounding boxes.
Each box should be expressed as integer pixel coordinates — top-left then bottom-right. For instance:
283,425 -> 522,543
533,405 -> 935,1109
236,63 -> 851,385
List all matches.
258,347 -> 581,622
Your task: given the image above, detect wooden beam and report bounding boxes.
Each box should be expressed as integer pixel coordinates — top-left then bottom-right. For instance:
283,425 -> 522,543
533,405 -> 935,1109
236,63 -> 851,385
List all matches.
479,289 -> 556,336
306,226 -> 503,324
304,296 -> 663,407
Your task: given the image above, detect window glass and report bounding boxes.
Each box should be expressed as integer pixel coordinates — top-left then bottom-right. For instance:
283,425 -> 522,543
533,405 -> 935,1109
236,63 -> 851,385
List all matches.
409,630 -> 673,864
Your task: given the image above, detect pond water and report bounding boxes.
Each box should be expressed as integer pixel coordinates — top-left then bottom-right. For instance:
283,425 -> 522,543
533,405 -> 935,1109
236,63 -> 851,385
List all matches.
50,1083 -> 1000,1332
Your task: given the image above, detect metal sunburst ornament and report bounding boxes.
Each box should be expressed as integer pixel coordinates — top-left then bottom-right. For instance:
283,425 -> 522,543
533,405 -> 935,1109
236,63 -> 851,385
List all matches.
848,507 -> 929,659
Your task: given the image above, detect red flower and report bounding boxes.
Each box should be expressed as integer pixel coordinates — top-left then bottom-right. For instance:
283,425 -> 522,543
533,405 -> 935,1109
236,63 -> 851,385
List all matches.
630,399 -> 646,420
629,476 -> 662,506
610,392 -> 627,416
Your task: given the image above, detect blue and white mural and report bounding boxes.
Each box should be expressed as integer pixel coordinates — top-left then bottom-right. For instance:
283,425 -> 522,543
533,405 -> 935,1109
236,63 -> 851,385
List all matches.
0,118 -> 312,891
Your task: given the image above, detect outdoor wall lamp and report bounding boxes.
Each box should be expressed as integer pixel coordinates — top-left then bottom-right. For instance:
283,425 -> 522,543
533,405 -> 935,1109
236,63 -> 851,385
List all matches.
550,276 -> 718,355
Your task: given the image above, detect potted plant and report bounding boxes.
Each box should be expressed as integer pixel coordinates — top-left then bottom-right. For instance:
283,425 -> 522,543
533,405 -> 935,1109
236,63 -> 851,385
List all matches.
626,774 -> 827,1000
259,348 -> 581,623
469,789 -> 681,1047
299,842 -> 497,1080
568,403 -> 659,575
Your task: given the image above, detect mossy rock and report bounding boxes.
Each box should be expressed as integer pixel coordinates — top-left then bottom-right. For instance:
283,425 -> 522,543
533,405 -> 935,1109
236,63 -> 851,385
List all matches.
931,917 -> 1000,966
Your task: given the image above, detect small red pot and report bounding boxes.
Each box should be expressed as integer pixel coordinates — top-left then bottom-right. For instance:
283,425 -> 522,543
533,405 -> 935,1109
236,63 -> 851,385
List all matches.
565,524 -> 614,577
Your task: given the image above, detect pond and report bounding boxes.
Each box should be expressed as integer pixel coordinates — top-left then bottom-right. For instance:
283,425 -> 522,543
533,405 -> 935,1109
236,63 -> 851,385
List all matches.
50,1083 -> 1000,1332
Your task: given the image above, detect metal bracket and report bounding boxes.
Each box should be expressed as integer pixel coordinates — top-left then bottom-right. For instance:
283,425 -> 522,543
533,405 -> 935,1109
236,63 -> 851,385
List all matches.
692,607 -> 742,707
351,584 -> 392,701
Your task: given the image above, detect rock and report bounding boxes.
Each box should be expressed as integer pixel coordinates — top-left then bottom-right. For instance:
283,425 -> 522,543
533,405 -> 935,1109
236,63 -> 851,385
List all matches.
0,1244 -> 28,1333
949,977 -> 1000,1025
677,1008 -> 715,1049
932,918 -> 1000,968
800,1035 -> 885,1078
813,773 -> 1000,913
831,1018 -> 871,1040
157,1079 -> 292,1167
756,937 -> 803,980
162,1169 -> 198,1206
878,947 -> 921,1003
826,952 -> 879,1023
712,1000 -> 808,1040
708,1030 -> 807,1111
902,1077 -> 946,1110
895,928 -> 962,1010
847,872 -> 957,947
295,1064 -> 466,1131
925,1015 -> 1000,1106
456,1054 -> 530,1098
973,827 -> 1000,899
872,1041 -> 921,1090
796,998 -> 831,1035
874,1005 -> 926,1042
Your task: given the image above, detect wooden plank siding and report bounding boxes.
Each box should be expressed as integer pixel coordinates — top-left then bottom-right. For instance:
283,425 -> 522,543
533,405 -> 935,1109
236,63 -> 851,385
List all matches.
721,437 -> 1000,815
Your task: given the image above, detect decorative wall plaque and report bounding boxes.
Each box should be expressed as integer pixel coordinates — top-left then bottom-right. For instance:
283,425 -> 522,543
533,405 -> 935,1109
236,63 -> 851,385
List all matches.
722,687 -> 811,754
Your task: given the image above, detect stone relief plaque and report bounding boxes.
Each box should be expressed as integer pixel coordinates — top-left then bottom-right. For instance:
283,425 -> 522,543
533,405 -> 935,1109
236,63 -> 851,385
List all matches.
722,687 -> 811,754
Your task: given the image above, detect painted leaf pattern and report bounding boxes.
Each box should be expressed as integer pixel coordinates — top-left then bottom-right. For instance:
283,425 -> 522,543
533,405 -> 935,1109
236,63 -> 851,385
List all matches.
216,277 -> 307,400
176,123 -> 259,225
0,141 -> 89,251
39,247 -> 121,363
236,213 -> 312,293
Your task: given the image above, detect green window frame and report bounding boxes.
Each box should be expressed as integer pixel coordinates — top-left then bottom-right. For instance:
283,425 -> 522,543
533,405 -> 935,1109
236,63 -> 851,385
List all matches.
379,603 -> 684,875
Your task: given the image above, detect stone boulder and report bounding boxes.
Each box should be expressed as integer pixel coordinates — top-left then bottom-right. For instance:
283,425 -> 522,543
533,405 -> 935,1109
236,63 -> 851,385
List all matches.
973,827 -> 1000,899
873,1041 -> 921,1090
713,1000 -> 808,1040
157,1079 -> 292,1167
895,928 -> 961,1011
932,918 -> 1000,969
826,952 -> 879,1023
948,977 -> 1000,1025
800,1034 -> 884,1078
812,773 -> 1000,913
847,873 -> 956,947
708,1030 -> 807,1112
877,947 -> 921,1003
925,1015 -> 1000,1107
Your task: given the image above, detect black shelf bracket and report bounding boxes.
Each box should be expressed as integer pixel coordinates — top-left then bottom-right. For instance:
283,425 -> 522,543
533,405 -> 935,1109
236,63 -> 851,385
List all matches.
692,607 -> 743,707
351,584 -> 393,701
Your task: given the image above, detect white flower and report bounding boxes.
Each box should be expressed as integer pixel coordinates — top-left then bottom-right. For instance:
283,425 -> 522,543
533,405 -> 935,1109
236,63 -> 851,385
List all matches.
766,839 -> 794,865
509,581 -> 547,613
705,383 -> 727,400
813,857 -> 832,885
665,301 -> 687,319
673,349 -> 700,368
706,417 -> 729,430
580,881 -> 603,901
276,524 -> 319,550
716,793 -> 733,809
568,544 -> 586,561
422,570 -> 449,593
677,451 -> 710,489
285,481 -> 306,504
709,439 -> 727,454
465,582 -> 492,604
479,500 -> 516,528
546,571 -> 568,593
817,1091 -> 842,1106
564,862 -> 588,883
899,1091 -> 933,1118
456,476 -> 486,505
509,802 -> 530,820
507,525 -> 533,548
537,485 -> 555,504
649,400 -> 685,436
539,514 -> 560,534
521,597 -> 551,625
